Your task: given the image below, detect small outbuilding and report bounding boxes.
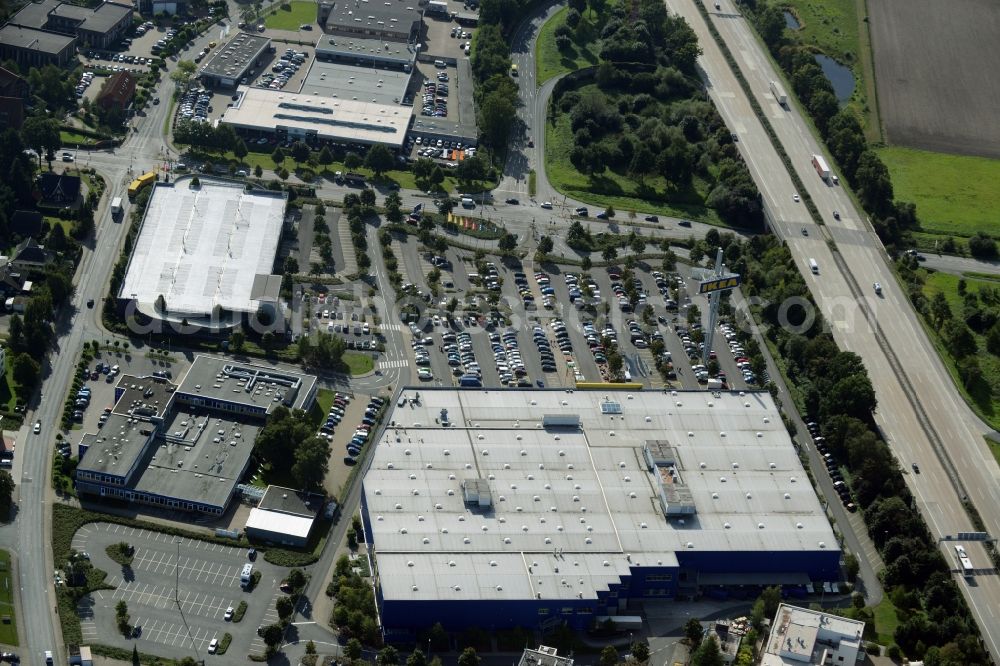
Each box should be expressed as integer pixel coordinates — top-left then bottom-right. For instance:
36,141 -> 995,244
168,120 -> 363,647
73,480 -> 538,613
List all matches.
245,485 -> 324,547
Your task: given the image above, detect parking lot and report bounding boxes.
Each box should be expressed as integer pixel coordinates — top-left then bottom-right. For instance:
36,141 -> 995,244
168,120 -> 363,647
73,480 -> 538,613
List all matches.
68,351 -> 191,455
73,523 -> 287,660
378,237 -> 764,391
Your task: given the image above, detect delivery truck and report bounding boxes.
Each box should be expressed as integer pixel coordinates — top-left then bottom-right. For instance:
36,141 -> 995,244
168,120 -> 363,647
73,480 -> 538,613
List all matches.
769,80 -> 787,106
111,197 -> 123,216
811,154 -> 830,181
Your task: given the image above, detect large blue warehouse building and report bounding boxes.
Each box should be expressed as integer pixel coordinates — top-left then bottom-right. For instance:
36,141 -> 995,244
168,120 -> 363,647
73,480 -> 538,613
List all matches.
361,389 -> 840,636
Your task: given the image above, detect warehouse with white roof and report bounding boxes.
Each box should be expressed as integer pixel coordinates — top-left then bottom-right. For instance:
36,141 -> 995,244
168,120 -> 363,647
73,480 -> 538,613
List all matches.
362,388 -> 840,634
118,178 -> 287,331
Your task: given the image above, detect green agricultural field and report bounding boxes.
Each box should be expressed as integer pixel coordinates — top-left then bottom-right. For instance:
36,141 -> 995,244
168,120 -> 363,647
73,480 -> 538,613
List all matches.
265,1 -> 316,30
535,7 -> 601,83
921,271 -> 1000,428
0,550 -> 19,645
879,146 -> 1000,239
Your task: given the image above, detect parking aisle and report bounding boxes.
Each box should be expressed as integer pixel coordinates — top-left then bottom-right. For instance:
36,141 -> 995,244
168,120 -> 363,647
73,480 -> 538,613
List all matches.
250,590 -> 283,654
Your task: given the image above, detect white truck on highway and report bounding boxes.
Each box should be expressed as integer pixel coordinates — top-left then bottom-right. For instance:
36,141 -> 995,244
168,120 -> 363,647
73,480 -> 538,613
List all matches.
769,80 -> 787,106
811,154 -> 831,181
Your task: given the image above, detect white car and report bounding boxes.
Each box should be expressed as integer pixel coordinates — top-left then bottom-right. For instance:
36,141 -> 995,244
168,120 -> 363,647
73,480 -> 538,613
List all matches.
418,368 -> 433,381
792,193 -> 800,202
873,282 -> 883,295
224,606 -> 234,621
540,201 -> 553,209
208,639 -> 219,654
33,421 -> 41,434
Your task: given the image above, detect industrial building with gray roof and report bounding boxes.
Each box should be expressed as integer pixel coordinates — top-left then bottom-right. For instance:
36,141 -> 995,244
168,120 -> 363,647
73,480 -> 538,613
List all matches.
199,32 -> 271,88
362,388 -> 840,634
318,0 -> 421,42
74,356 -> 317,515
0,23 -> 76,68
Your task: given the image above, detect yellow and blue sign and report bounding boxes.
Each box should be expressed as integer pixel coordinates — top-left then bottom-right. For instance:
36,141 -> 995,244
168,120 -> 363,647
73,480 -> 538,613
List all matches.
698,275 -> 742,294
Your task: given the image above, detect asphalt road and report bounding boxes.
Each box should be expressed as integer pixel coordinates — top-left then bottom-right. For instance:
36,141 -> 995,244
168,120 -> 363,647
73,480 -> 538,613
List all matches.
677,0 -> 1000,658
0,14 -> 249,665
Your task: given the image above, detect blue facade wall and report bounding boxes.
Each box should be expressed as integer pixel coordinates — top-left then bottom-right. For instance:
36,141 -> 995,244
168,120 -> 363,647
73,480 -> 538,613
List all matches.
677,549 -> 842,581
381,598 -> 604,634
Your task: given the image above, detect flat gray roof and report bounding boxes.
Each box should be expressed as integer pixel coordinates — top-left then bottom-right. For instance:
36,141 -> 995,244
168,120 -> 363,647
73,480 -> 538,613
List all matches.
176,355 -> 317,414
112,374 -> 176,419
135,409 -> 259,508
10,0 -> 59,29
365,389 -> 838,603
315,34 -> 417,64
323,0 -> 420,33
259,485 -> 322,517
301,60 -> 411,105
409,115 -> 478,142
0,24 -> 75,54
12,0 -> 131,34
201,32 -> 270,80
79,413 -> 157,477
54,1 -> 131,34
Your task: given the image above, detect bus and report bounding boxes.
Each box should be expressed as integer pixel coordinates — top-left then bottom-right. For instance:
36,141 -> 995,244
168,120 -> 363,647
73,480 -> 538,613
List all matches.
128,171 -> 157,198
955,545 -> 974,576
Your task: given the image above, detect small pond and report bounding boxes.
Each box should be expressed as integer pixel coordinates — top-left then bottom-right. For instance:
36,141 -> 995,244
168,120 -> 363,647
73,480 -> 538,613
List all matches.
815,54 -> 855,104
783,10 -> 800,29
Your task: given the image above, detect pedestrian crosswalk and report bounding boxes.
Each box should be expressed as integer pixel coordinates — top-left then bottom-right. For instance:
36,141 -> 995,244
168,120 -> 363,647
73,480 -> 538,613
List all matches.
379,359 -> 409,369
381,323 -> 403,331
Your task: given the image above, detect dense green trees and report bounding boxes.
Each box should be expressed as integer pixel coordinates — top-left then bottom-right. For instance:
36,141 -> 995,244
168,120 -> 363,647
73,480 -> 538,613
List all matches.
555,61 -> 760,228
254,407 -> 330,490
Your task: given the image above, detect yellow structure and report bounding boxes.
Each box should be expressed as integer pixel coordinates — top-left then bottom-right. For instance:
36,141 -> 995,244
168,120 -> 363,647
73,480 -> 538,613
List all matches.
127,171 -> 157,198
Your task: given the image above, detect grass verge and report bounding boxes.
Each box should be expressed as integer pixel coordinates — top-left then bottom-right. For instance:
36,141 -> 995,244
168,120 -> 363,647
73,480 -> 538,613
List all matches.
264,1 -> 316,30
0,550 -> 17,645
232,600 -> 248,623
534,7 -> 601,83
528,170 -> 537,197
871,597 -> 900,645
878,146 -> 1000,239
919,271 -> 1000,429
90,645 -> 187,666
342,351 -> 374,376
217,632 -> 233,655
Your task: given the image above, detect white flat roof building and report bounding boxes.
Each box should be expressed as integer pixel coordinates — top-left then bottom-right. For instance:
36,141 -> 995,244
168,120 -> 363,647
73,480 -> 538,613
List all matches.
363,389 -> 840,632
119,179 -> 286,326
221,86 -> 410,148
761,604 -> 865,665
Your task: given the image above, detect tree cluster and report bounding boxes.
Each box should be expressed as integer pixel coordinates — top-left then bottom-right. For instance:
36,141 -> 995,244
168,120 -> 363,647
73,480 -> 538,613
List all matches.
469,23 -> 519,149
254,406 -> 331,491
898,265 -> 1000,405
328,554 -> 381,645
730,235 -> 988,663
173,120 -> 241,154
556,63 -> 761,228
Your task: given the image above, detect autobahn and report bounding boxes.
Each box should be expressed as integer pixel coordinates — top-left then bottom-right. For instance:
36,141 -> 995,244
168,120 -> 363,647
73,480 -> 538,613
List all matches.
666,0 -> 1000,659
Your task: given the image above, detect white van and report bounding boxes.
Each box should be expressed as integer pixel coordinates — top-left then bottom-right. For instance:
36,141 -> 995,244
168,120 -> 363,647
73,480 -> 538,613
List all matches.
809,258 -> 819,274
240,563 -> 253,587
